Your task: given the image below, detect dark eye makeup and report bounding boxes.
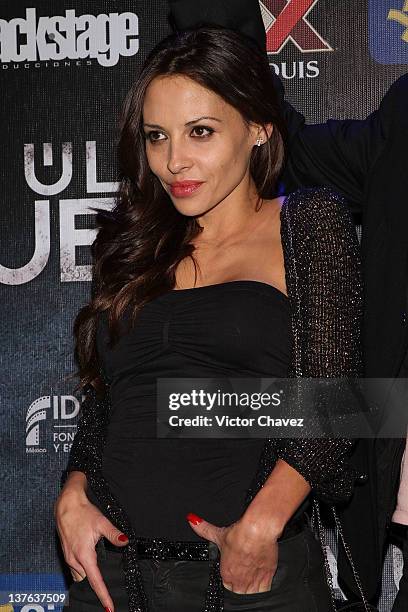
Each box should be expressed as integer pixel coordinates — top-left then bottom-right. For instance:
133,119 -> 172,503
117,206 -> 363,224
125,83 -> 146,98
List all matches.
144,125 -> 215,142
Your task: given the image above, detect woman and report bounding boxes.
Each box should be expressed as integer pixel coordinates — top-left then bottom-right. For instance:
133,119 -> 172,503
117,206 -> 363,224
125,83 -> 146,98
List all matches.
55,26 -> 363,612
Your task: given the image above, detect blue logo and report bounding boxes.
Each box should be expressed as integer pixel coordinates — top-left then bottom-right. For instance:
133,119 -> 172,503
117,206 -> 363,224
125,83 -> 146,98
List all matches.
369,0 -> 408,64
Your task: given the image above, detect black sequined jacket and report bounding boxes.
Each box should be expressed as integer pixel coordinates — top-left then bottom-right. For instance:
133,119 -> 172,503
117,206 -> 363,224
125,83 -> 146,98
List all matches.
61,187 -> 363,612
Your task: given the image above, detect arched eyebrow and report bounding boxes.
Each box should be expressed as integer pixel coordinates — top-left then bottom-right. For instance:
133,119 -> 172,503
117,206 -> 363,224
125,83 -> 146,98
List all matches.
143,116 -> 223,129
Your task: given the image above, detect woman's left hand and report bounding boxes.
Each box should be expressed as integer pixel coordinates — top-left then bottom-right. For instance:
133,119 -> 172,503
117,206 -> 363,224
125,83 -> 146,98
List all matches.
186,512 -> 280,594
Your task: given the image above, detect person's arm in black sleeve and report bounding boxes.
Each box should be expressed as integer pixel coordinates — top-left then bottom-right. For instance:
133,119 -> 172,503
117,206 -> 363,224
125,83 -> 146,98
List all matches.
284,74 -> 407,213
275,186 -> 364,505
60,382 -> 110,490
282,78 -> 403,213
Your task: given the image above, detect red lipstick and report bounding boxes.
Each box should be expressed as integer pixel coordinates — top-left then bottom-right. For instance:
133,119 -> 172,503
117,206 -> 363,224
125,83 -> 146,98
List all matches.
169,181 -> 204,198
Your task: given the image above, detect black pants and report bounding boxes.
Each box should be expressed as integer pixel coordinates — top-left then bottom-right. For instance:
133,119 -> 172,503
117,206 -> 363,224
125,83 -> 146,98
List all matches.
64,524 -> 333,612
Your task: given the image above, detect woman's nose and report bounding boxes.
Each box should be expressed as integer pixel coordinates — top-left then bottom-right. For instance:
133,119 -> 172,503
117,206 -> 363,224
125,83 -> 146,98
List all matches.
167,144 -> 191,175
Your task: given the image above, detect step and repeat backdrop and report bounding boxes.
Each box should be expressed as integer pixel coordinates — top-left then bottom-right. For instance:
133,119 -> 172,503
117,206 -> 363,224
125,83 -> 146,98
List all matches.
1,1 -> 407,610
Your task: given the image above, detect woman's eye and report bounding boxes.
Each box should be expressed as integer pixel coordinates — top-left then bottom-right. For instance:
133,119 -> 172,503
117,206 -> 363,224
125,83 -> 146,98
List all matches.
145,126 -> 214,143
191,126 -> 214,137
145,131 -> 166,142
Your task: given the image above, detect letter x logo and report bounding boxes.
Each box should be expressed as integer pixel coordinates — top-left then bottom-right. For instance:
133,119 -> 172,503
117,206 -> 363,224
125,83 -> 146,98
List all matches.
260,0 -> 332,53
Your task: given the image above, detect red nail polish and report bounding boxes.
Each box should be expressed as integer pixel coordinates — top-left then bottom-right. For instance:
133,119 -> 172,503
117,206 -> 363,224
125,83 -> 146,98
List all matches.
105,607 -> 112,612
186,512 -> 203,525
118,534 -> 128,542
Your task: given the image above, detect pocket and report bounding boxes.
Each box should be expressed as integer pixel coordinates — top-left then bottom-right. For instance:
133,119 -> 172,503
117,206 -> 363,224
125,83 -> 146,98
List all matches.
73,574 -> 90,588
277,528 -> 307,547
222,530 -> 307,601
67,539 -> 127,608
222,584 -> 274,601
69,539 -> 107,591
67,572 -> 94,609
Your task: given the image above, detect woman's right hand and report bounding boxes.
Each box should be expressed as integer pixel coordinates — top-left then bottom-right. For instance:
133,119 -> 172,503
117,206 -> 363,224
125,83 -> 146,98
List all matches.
54,471 -> 129,612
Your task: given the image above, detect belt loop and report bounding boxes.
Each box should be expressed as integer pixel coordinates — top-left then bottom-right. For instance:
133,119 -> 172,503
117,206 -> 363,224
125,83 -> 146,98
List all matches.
208,541 -> 220,561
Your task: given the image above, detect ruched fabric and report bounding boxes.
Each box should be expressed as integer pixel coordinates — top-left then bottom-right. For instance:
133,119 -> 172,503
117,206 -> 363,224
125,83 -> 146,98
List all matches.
94,281 -> 292,540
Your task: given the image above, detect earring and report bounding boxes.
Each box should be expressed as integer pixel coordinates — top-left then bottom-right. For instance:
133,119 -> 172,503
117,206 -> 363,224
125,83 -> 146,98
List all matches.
256,137 -> 263,146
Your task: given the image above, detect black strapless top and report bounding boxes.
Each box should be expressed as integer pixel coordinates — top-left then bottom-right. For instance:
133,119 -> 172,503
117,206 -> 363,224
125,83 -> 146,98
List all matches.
94,280 -> 293,540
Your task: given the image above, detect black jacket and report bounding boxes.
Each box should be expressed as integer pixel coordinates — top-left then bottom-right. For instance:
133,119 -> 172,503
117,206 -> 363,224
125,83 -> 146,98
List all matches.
169,0 -> 408,603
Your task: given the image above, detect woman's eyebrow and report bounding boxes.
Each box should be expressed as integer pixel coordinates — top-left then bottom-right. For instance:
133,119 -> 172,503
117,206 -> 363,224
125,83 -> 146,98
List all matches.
143,116 -> 222,129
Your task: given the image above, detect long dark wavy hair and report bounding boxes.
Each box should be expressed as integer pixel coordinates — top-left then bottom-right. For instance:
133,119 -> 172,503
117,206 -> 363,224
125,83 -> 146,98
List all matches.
73,25 -> 288,394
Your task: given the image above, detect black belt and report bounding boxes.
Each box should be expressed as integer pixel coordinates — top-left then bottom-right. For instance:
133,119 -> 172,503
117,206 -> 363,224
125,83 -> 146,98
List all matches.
102,512 -> 310,560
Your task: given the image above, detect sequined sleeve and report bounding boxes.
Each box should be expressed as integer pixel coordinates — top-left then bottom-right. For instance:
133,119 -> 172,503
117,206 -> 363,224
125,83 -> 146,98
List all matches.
274,186 -> 363,504
60,382 -> 110,489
